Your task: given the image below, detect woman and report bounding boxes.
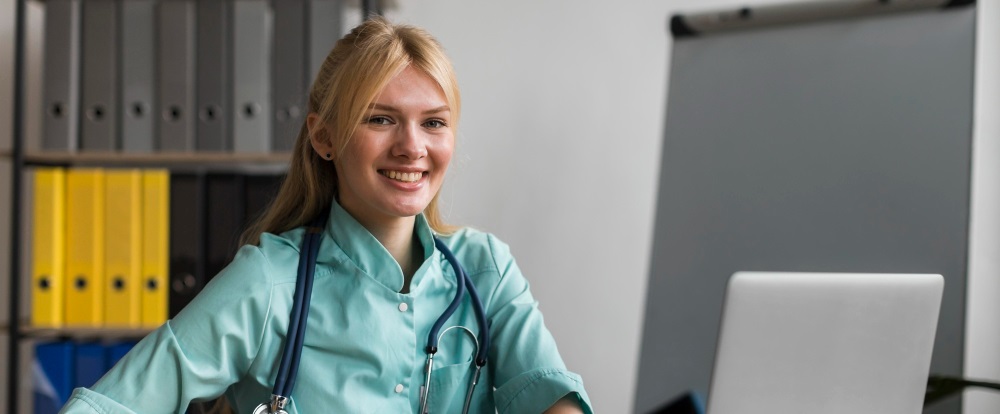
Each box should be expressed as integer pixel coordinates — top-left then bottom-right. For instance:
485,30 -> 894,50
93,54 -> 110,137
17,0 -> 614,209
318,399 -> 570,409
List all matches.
60,17 -> 591,414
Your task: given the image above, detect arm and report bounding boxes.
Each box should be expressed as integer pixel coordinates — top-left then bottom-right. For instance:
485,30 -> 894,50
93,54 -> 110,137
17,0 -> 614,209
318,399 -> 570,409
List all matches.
60,245 -> 275,413
544,395 -> 586,414
483,235 -> 594,414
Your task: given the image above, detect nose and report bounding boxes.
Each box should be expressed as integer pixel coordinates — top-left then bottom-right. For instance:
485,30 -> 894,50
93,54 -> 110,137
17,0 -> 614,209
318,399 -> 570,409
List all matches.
392,122 -> 428,160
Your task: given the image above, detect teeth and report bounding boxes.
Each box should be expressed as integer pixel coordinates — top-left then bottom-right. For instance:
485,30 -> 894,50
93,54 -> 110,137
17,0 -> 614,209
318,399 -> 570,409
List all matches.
382,170 -> 421,183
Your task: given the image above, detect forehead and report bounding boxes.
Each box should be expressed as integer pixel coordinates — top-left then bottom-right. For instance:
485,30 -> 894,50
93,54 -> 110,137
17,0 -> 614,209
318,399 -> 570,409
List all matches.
371,66 -> 449,110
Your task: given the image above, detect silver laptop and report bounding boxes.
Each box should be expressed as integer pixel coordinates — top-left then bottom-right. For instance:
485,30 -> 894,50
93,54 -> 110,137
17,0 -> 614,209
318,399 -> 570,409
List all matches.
706,272 -> 943,414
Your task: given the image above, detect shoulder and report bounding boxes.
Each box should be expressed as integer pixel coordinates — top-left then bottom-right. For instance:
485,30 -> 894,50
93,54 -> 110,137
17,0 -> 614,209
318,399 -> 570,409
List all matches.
190,228 -> 304,308
254,227 -> 307,284
436,227 -> 516,275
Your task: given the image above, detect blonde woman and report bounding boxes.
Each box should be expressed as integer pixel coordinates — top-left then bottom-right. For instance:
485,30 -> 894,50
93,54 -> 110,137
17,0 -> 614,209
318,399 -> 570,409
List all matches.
60,17 -> 591,414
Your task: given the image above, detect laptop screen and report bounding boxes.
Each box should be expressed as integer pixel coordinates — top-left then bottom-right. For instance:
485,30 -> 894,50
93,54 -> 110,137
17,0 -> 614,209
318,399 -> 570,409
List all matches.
706,272 -> 943,414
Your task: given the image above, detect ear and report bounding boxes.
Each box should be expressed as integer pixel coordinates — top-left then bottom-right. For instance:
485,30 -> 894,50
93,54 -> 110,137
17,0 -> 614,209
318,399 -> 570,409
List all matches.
306,112 -> 335,160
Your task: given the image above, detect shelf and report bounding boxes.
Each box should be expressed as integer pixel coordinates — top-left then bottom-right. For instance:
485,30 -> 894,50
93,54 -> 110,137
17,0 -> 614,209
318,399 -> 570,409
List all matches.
24,151 -> 291,165
18,324 -> 156,340
18,151 -> 293,173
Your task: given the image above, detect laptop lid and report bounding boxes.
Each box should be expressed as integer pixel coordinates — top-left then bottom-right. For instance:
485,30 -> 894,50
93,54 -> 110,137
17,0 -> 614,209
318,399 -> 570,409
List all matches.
706,272 -> 943,414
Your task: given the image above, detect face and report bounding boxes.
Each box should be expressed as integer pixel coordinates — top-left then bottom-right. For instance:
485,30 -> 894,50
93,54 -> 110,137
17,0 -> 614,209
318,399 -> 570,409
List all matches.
330,66 -> 455,228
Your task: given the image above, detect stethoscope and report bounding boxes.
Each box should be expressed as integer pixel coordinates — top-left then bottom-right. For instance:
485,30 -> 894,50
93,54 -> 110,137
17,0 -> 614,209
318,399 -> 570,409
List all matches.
253,212 -> 490,414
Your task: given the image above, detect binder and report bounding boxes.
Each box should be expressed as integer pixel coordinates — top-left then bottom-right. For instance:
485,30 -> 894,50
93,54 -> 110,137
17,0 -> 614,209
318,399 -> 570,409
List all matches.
141,170 -> 170,327
157,0 -> 196,151
120,0 -> 157,153
244,173 -> 283,226
232,0 -> 273,153
73,342 -> 107,389
41,0 -> 81,151
65,169 -> 105,326
79,0 -> 119,151
30,168 -> 67,328
106,341 -> 137,369
270,0 -> 307,152
169,173 -> 206,316
103,170 -> 142,327
195,0 -> 232,151
206,174 -> 246,278
33,341 -> 74,414
307,0 -> 342,83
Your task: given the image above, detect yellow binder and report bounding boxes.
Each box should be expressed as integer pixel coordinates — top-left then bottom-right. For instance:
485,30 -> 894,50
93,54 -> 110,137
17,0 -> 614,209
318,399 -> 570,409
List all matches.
65,169 -> 105,327
30,168 -> 66,327
104,170 -> 142,327
141,170 -> 170,327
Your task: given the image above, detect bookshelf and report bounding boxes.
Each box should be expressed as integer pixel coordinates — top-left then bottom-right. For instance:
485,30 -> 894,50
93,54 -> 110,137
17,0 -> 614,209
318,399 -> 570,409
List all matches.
5,0 -> 344,412
16,325 -> 156,341
8,2 -> 28,414
16,150 -> 291,166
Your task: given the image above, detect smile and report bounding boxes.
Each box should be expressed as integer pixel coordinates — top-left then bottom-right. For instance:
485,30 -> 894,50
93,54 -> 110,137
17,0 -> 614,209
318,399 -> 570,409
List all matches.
380,170 -> 424,183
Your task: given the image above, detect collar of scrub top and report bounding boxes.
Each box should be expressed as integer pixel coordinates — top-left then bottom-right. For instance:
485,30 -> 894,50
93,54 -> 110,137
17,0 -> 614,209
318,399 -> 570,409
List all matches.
255,210 -> 491,414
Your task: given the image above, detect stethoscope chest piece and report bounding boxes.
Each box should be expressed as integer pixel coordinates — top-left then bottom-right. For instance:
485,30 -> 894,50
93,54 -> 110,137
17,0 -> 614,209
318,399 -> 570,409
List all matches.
252,404 -> 286,414
253,394 -> 290,414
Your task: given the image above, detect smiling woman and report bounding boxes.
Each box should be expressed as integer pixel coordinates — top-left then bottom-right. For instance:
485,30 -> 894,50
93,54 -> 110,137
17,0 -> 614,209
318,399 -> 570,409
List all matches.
310,67 -> 456,276
57,16 -> 592,414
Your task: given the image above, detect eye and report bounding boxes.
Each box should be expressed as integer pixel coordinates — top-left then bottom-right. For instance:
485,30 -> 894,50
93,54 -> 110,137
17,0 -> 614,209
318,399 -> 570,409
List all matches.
423,119 -> 447,129
367,115 -> 392,125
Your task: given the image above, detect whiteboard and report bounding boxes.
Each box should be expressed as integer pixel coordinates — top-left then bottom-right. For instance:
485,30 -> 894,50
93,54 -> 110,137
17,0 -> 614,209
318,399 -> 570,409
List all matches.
635,3 -> 975,413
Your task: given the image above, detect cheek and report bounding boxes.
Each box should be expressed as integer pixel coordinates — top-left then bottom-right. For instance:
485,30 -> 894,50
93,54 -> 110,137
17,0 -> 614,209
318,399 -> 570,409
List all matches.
433,137 -> 456,172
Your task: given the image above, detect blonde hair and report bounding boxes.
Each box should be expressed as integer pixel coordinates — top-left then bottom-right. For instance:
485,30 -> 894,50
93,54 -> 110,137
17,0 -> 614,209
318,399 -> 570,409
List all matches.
241,17 -> 461,246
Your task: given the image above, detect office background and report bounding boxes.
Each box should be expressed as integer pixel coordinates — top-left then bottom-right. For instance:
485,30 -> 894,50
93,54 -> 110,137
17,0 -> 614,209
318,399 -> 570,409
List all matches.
2,0 -> 1000,413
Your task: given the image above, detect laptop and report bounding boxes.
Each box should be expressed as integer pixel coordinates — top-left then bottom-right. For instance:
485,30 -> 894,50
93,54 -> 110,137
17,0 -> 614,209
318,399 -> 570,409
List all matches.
706,272 -> 943,414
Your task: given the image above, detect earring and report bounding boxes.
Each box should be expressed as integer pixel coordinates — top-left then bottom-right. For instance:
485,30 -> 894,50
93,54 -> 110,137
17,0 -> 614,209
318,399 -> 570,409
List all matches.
325,153 -> 332,160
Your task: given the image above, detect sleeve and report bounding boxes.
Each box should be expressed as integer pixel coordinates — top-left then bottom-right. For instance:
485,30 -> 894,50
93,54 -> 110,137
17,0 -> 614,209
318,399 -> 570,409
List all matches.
59,245 -> 277,414
484,235 -> 594,414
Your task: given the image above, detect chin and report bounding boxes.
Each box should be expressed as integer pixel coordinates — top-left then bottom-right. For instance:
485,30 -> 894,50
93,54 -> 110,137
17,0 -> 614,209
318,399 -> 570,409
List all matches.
387,201 -> 429,218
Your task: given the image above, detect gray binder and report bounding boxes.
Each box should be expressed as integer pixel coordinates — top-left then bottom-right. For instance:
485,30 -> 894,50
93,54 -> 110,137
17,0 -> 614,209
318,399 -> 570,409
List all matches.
157,0 -> 196,152
307,0 -> 342,84
195,0 -> 232,151
120,0 -> 156,153
41,0 -> 81,151
232,0 -> 273,153
80,0 -> 119,151
270,0 -> 307,152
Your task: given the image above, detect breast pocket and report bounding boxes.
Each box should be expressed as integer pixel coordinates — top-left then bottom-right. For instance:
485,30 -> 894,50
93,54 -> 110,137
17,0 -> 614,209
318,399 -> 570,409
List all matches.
426,362 -> 494,413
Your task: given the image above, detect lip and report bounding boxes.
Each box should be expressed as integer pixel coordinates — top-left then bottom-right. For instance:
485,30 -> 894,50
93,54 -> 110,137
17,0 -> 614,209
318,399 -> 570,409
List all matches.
379,166 -> 427,173
378,168 -> 428,191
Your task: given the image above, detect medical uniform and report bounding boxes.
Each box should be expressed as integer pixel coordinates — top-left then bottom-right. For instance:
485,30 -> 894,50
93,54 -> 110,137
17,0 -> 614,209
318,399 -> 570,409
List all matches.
59,201 -> 592,413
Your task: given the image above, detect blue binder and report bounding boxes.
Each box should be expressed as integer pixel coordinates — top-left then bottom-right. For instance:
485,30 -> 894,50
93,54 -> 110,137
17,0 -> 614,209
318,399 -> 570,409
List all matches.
106,341 -> 137,370
73,342 -> 107,389
33,341 -> 74,414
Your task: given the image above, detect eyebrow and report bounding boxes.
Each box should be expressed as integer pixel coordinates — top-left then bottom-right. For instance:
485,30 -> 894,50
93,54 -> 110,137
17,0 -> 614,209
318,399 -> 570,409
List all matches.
369,103 -> 450,115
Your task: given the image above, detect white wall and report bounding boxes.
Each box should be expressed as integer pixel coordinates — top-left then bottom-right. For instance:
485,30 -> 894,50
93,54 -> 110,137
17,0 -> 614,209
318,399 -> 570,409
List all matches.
383,2 -> 670,412
964,0 -> 1000,412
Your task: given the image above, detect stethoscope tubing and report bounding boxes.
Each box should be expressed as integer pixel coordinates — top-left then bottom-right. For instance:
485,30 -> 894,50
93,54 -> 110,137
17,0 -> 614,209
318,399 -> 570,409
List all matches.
431,237 -> 490,365
272,216 -> 325,400
286,223 -> 322,395
427,238 -> 466,353
261,211 -> 490,414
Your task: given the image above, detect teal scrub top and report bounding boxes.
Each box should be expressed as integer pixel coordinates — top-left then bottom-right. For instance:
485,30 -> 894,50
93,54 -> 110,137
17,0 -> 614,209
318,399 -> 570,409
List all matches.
59,201 -> 592,413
